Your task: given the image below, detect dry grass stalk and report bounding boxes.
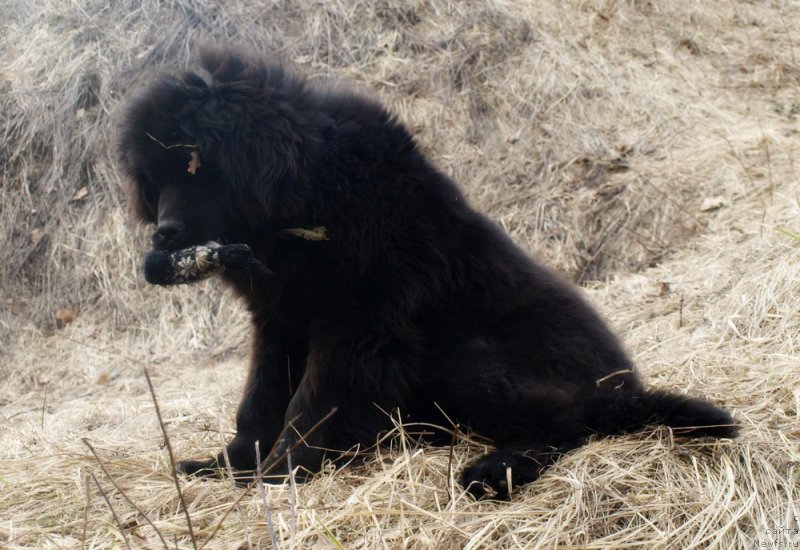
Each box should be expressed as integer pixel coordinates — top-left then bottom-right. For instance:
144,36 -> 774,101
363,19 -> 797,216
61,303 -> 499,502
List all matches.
255,440 -> 280,549
83,439 -> 170,549
90,473 -> 133,550
144,367 -> 198,550
196,407 -> 338,549
218,421 -> 252,550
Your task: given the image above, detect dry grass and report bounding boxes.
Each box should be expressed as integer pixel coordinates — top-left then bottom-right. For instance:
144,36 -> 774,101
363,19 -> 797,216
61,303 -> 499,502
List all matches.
1,0 -> 799,548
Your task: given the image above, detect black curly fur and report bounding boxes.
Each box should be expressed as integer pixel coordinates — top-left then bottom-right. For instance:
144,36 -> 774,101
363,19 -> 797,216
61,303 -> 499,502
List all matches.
118,45 -> 737,498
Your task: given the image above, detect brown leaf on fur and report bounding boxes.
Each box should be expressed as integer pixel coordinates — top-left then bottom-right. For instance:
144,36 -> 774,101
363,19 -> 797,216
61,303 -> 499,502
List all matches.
188,150 -> 202,175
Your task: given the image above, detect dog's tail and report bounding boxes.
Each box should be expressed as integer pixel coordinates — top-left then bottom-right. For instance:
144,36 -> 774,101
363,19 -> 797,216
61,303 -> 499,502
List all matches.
621,388 -> 738,438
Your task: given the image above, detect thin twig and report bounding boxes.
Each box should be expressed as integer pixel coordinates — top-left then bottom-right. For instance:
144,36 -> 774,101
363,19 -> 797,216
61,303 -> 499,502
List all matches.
83,438 -> 170,549
446,424 -> 460,502
255,440 -> 280,550
145,132 -> 197,150
197,407 -> 338,550
82,473 -> 90,550
91,473 -> 133,550
143,367 -> 198,550
220,421 -> 253,550
40,383 -> 48,430
287,451 -> 298,534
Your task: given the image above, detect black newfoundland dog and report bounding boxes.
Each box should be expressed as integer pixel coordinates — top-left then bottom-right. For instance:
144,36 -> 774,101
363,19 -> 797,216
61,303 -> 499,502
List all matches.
118,46 -> 736,498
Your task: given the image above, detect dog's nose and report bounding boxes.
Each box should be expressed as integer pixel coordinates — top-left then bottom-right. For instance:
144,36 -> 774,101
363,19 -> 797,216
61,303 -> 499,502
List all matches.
152,219 -> 185,249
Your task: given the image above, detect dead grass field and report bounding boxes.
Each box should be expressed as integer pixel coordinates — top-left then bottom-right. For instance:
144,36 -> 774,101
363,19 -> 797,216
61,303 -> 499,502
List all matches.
1,0 -> 799,548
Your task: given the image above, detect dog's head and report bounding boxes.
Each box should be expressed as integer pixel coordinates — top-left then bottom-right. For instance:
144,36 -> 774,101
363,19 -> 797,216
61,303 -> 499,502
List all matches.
117,46 -> 314,251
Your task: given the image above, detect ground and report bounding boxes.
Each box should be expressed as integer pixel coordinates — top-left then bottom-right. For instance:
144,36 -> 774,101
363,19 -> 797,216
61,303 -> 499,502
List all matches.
1,1 -> 799,548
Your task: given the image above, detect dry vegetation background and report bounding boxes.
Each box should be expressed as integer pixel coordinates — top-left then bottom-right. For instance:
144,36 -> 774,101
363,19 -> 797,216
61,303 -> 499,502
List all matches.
1,0 -> 799,548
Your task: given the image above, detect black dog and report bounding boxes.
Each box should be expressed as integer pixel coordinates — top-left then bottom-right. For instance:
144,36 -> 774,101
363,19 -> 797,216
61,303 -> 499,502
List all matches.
118,46 -> 736,498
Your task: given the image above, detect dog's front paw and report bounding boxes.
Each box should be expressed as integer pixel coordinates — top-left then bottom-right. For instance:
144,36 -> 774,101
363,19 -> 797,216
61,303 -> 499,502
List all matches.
177,458 -> 222,478
459,453 -> 524,500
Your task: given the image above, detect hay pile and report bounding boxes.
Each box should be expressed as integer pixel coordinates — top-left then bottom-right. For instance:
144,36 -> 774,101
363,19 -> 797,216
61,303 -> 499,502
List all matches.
1,0 -> 798,548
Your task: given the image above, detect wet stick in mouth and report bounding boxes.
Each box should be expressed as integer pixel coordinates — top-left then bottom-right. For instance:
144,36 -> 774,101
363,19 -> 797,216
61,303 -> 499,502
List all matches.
143,228 -> 327,285
143,243 -> 271,285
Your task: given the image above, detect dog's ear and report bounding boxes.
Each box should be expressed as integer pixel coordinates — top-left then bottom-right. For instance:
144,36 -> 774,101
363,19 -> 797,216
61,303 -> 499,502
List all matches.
182,69 -> 212,90
198,44 -> 250,83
